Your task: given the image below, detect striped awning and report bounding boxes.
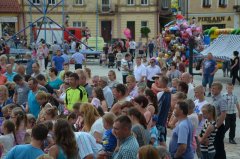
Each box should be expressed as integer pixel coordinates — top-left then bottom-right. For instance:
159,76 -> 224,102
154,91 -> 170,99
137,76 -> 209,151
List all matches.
201,35 -> 240,60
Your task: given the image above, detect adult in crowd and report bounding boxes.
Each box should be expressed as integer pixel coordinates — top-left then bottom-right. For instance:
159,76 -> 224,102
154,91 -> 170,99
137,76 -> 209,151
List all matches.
138,145 -> 160,159
51,41 -> 61,55
0,85 -> 12,117
5,124 -> 48,159
52,49 -> 64,72
9,56 -> 18,72
71,48 -> 85,69
169,101 -> 194,159
16,64 -> 26,77
49,119 -> 78,159
48,67 -> 63,90
65,73 -> 88,111
211,82 -> 227,159
36,74 -> 54,94
134,56 -> 146,83
156,75 -> 171,146
108,70 -> 119,89
126,75 -> 138,99
146,58 -> 161,88
13,74 -> 30,106
112,115 -> 139,159
25,53 -> 35,76
202,52 -> 218,97
98,76 -> 114,110
42,43 -> 49,70
181,72 -> 195,100
77,69 -> 92,98
128,108 -> 150,147
26,77 -> 47,118
0,65 -> 7,85
61,50 -> 70,64
129,39 -> 136,58
167,62 -> 181,83
121,53 -> 133,84
111,84 -> 128,115
230,51 -> 240,85
148,40 -> 155,58
31,63 -> 41,78
4,64 -> 17,82
92,75 -> 100,88
0,55 -> 7,73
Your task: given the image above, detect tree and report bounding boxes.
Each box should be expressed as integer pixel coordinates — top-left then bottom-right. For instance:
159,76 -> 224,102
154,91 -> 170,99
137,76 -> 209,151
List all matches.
171,0 -> 178,9
140,27 -> 151,41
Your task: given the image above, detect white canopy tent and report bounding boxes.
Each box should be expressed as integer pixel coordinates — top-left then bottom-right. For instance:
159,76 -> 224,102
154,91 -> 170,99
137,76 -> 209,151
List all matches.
201,35 -> 240,60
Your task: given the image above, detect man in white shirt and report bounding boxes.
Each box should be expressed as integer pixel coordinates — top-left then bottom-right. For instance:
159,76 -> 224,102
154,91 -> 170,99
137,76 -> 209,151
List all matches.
146,57 -> 161,88
134,56 -> 146,83
181,72 -> 195,100
129,39 -> 136,58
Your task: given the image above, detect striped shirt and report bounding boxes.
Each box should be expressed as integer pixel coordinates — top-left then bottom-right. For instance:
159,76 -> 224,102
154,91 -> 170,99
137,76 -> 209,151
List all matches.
222,93 -> 239,114
199,120 -> 217,153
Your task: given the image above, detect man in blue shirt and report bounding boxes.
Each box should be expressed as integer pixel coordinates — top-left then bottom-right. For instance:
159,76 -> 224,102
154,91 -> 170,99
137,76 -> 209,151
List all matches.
202,53 -> 218,97
52,49 -> 65,72
71,48 -> 85,69
4,64 -> 17,82
169,101 -> 194,159
6,124 -> 48,159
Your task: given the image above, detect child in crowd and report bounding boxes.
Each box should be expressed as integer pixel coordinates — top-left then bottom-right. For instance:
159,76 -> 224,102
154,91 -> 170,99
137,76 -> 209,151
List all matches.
67,112 -> 78,132
100,53 -> 107,66
25,114 -> 36,144
101,112 -> 117,157
43,120 -> 54,153
198,104 -> 217,159
149,115 -> 159,147
116,51 -> 123,71
170,78 -> 179,94
222,83 -> 240,144
91,87 -> 108,112
72,102 -> 83,131
0,120 -> 16,158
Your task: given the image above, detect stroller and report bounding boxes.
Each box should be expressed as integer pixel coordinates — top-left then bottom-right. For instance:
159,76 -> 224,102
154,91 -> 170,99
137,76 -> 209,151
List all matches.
108,52 -> 115,68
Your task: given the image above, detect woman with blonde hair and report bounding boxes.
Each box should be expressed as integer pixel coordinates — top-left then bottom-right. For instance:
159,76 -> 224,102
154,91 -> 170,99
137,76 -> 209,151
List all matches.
80,103 -> 105,143
0,85 -> 13,117
84,67 -> 92,85
0,55 -> 7,73
138,145 -> 160,159
9,56 -> 18,72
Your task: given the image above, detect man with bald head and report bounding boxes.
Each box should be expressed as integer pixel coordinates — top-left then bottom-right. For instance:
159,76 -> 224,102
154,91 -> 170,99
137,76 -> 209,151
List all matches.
4,64 -> 17,82
181,72 -> 195,100
99,76 -> 114,110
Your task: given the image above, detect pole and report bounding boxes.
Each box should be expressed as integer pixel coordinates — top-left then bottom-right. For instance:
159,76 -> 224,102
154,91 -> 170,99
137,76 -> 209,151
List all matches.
62,0 -> 65,44
29,1 -> 33,43
96,0 -> 98,51
43,0 -> 47,42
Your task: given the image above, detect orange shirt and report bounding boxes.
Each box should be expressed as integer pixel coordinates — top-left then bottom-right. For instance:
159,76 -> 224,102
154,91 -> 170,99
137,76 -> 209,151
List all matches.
0,75 -> 7,85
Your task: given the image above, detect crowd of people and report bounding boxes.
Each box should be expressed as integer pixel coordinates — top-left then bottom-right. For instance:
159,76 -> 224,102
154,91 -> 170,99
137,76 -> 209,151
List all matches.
0,36 -> 239,159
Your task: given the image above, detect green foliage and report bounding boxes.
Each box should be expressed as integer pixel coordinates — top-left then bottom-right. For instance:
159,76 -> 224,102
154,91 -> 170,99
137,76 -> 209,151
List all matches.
140,27 -> 151,38
171,0 -> 178,9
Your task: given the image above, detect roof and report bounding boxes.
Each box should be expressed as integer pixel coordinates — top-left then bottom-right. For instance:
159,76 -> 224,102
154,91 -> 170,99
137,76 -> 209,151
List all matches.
0,0 -> 21,13
201,35 -> 240,60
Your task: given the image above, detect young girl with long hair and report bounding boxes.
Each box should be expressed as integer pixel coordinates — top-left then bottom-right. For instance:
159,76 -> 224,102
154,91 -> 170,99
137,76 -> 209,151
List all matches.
91,87 -> 108,112
198,104 -> 217,159
49,119 -> 78,159
0,120 -> 16,158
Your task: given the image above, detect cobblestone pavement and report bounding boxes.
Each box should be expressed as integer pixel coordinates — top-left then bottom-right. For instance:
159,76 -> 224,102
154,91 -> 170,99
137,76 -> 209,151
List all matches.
78,61 -> 240,159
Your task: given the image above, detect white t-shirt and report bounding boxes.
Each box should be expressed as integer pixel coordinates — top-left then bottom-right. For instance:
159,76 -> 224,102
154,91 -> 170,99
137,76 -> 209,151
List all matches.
187,83 -> 195,100
146,65 -> 161,81
194,99 -> 208,135
134,64 -> 146,82
129,41 -> 136,49
89,118 -> 105,137
0,133 -> 15,158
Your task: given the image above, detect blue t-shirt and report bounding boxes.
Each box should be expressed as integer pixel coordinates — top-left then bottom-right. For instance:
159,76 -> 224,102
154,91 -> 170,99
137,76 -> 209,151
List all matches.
53,56 -> 65,72
102,129 -> 117,152
150,126 -> 158,147
169,118 -> 194,159
28,90 -> 41,118
203,59 -> 216,75
48,78 -> 63,90
4,72 -> 17,82
5,144 -> 44,159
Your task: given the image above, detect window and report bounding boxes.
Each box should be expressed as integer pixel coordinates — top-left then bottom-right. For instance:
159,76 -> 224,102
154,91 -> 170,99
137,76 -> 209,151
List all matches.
48,0 -> 56,5
75,0 -> 84,5
162,0 -> 169,9
73,21 -> 86,27
102,0 -> 110,12
203,0 -> 211,7
141,0 -> 148,5
219,0 -> 227,7
32,0 -> 40,4
127,0 -> 134,5
141,21 -> 148,28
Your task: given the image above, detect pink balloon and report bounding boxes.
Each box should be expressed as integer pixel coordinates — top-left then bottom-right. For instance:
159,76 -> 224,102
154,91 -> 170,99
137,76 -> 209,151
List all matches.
123,28 -> 131,39
186,28 -> 192,36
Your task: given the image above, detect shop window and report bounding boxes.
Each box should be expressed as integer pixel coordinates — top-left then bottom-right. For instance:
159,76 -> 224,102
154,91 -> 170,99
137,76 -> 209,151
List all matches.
141,0 -> 148,5
127,0 -> 134,5
75,0 -> 84,5
219,0 -> 227,7
203,0 -> 212,8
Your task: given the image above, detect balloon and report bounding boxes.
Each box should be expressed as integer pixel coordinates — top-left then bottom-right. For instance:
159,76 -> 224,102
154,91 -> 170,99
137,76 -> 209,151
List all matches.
186,28 -> 192,36
176,14 -> 184,20
123,28 -> 131,39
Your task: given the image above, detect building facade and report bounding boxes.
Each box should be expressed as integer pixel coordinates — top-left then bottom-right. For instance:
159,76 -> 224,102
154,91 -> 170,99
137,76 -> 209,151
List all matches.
20,0 -> 172,43
179,0 -> 240,30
